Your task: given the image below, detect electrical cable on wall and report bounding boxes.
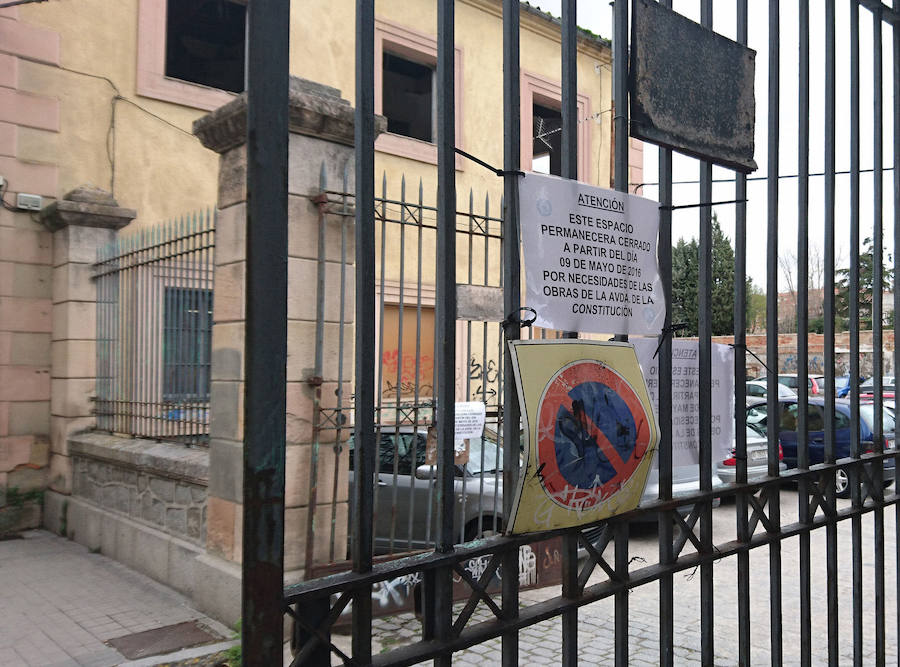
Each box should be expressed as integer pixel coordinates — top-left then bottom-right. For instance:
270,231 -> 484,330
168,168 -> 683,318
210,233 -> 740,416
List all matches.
15,56 -> 196,198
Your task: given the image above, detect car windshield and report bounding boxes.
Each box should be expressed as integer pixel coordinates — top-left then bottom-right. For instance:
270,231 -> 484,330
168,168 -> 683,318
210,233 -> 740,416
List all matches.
747,423 -> 765,439
466,437 -> 503,475
860,404 -> 896,433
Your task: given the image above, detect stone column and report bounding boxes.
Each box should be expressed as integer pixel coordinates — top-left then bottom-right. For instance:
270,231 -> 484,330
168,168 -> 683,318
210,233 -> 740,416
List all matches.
39,187 -> 135,528
194,78 -> 382,581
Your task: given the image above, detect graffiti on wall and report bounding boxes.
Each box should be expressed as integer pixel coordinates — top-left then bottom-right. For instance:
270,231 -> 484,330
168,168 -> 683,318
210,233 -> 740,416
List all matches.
381,350 -> 434,397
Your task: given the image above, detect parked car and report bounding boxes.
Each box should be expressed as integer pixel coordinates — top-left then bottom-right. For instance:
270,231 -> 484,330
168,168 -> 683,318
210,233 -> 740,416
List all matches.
349,418 -> 726,552
755,374 -> 822,395
860,376 -> 895,402
348,428 -> 504,553
745,379 -> 797,399
716,422 -> 786,485
743,396 -> 896,498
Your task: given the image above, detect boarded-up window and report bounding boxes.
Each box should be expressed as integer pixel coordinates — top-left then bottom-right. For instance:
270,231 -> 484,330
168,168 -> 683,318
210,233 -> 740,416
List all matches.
380,304 -> 435,400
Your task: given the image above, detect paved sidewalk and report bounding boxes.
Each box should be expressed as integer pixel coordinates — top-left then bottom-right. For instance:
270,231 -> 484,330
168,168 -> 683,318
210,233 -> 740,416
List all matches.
0,530 -> 232,667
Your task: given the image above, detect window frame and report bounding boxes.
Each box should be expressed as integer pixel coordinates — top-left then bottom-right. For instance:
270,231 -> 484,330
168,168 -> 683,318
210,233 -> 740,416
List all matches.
374,17 -> 465,169
520,70 -> 592,181
136,0 -> 239,111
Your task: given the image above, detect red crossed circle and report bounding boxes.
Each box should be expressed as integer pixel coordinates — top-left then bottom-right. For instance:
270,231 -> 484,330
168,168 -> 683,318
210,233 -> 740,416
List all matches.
536,360 -> 651,511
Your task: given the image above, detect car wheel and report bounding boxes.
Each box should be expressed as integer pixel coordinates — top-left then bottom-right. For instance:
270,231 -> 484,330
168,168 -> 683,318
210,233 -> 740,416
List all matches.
835,468 -> 851,499
464,517 -> 502,542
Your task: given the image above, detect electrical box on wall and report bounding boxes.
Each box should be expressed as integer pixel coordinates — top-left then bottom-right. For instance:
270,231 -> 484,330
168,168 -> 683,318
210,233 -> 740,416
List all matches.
16,193 -> 42,211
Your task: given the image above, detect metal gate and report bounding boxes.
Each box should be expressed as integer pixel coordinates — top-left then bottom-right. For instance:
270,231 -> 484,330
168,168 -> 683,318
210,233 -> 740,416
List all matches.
237,0 -> 900,664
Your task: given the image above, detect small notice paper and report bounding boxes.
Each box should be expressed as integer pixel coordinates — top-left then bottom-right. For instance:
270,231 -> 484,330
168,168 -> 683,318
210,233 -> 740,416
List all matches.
455,401 -> 486,440
520,173 -> 664,335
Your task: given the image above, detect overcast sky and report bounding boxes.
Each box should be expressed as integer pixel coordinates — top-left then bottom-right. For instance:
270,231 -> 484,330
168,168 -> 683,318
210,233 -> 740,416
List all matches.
530,1 -> 896,291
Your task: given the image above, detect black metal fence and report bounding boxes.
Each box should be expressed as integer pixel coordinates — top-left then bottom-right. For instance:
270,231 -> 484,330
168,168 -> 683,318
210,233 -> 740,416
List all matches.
231,0 -> 900,665
94,211 -> 215,445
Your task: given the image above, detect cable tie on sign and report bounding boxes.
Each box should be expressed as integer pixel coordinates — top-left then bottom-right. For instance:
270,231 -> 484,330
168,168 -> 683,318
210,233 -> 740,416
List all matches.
729,343 -> 775,378
502,307 -> 537,334
659,198 -> 748,211
652,322 -> 688,359
454,148 -> 525,178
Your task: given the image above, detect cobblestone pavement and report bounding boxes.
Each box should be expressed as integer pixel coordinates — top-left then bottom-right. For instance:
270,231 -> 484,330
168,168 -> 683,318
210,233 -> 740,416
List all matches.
358,490 -> 900,665
0,530 -> 230,667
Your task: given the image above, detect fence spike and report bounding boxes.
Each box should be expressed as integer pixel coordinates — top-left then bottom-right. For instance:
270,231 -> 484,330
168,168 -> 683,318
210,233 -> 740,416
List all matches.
485,192 -> 490,219
401,175 -> 406,219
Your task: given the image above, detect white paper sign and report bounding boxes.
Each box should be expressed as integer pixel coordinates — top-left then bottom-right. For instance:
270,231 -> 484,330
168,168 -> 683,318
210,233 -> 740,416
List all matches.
520,173 -> 665,335
631,338 -> 734,467
455,401 -> 486,440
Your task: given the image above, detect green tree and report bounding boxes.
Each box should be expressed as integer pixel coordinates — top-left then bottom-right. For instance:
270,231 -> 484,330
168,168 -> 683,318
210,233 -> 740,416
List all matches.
835,236 -> 894,330
671,215 -> 755,336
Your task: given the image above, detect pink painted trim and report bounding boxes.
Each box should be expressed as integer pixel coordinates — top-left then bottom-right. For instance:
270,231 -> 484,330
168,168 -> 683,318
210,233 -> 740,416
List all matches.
373,17 -> 465,170
520,70 -> 592,182
0,54 -> 17,89
0,122 -> 15,157
0,87 -> 58,132
136,0 -> 236,111
0,155 -> 57,197
0,16 -> 58,65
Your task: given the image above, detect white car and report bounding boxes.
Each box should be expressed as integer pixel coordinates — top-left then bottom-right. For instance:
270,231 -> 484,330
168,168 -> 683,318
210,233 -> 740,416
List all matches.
745,380 -> 797,400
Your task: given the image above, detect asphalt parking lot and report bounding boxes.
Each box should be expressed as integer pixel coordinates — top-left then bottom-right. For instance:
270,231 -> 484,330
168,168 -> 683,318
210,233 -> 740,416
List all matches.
361,488 -> 899,665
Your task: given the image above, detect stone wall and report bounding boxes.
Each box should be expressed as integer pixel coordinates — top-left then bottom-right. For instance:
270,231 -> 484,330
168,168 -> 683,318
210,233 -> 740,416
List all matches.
68,434 -> 208,546
710,330 -> 896,377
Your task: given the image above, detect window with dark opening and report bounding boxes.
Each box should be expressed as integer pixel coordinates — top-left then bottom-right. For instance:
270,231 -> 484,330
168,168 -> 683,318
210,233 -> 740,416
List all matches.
382,52 -> 434,142
163,287 -> 213,401
165,0 -> 246,93
533,103 -> 563,176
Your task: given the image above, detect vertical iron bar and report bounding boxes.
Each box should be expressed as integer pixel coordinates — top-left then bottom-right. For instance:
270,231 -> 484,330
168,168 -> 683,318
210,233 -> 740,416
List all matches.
502,1 -> 521,663
241,0 -> 289,661
392,177 -> 407,552
849,3 -> 863,665
150,226 -> 157,439
735,2 -> 751,664
657,138 -> 674,667
375,173 -> 387,549
613,0 -> 628,192
129,232 -> 137,437
614,521 -> 629,667
138,229 -> 145,438
766,2 -> 783,663
824,1 -> 839,662
352,0 -> 376,660
331,168 -> 350,562
698,3 -> 714,664
560,2 -> 579,663
612,2 -> 629,661
176,219 -> 184,442
407,182 -> 424,552
304,167 -> 328,578
872,8 -> 886,666
434,1 -> 457,664
893,1 -> 900,662
796,2 -> 811,664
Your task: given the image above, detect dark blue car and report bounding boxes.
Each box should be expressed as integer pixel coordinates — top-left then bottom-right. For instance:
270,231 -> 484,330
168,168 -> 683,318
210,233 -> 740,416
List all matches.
745,397 -> 895,498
